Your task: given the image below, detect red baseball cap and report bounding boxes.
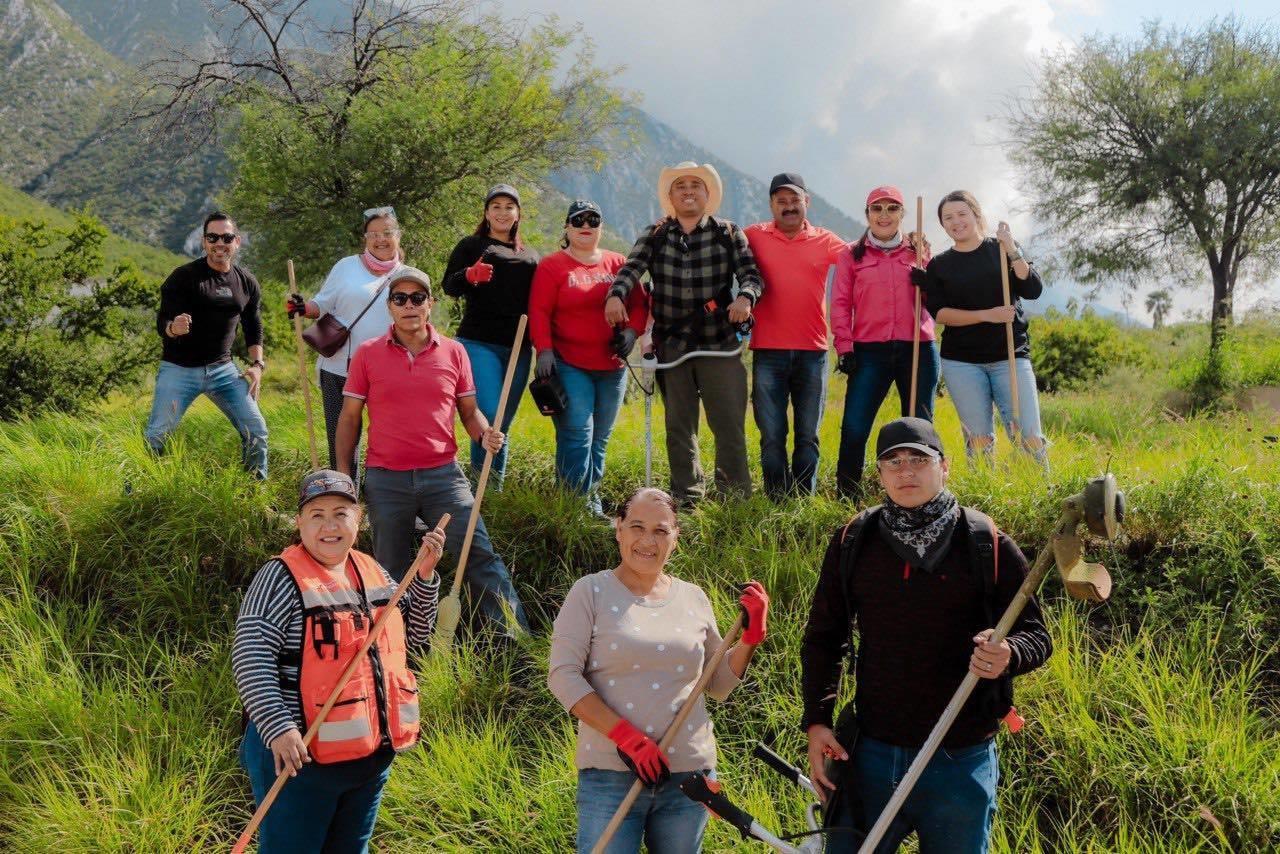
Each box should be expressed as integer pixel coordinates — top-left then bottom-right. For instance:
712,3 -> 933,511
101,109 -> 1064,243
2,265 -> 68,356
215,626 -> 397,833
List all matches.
865,185 -> 905,206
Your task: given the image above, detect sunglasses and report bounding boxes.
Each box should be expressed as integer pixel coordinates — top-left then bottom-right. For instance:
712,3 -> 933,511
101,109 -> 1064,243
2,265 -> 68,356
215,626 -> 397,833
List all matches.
568,212 -> 602,228
388,291 -> 430,306
363,205 -> 396,220
868,203 -> 903,214
204,232 -> 237,244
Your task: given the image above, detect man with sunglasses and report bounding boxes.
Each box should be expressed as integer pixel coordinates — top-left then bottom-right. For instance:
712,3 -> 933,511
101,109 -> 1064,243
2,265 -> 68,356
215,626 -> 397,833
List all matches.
337,267 -> 529,637
799,417 -> 1051,853
145,211 -> 269,479
744,173 -> 847,500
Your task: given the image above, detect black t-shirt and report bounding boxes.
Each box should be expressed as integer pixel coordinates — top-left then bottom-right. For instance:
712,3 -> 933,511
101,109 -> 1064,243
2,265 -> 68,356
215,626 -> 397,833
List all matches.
923,238 -> 1043,363
441,234 -> 538,348
156,258 -> 263,367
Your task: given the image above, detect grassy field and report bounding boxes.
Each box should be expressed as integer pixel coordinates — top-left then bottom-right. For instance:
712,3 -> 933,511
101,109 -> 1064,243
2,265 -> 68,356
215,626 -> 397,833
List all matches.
1,335 -> 1278,852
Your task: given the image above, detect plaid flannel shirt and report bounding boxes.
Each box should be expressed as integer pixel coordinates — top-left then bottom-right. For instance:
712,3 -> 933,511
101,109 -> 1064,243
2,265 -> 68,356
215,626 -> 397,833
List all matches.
608,216 -> 764,357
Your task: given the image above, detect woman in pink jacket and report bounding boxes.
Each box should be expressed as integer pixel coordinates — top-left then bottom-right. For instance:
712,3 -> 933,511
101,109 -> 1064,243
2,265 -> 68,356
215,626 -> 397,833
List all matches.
831,186 -> 938,498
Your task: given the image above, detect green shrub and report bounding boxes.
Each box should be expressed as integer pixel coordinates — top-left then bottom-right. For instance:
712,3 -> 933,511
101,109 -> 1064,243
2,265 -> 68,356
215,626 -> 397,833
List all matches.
1030,309 -> 1149,392
0,213 -> 158,420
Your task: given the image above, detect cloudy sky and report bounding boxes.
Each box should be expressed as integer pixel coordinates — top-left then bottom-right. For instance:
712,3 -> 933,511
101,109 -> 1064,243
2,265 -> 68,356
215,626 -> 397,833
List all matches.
480,0 -> 1278,321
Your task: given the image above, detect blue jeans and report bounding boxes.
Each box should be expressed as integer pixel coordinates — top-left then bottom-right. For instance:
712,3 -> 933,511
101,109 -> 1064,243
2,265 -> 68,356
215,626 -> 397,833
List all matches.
552,359 -> 627,514
751,349 -> 828,498
238,721 -> 393,853
458,338 -> 531,487
826,735 -> 998,854
940,357 -> 1047,466
362,464 -> 528,635
144,360 -> 269,479
576,768 -> 712,854
836,341 -> 939,496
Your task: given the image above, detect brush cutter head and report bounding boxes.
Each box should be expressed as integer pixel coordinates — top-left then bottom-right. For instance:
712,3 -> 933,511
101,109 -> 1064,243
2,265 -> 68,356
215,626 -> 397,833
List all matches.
1053,473 -> 1124,603
1083,473 -> 1125,539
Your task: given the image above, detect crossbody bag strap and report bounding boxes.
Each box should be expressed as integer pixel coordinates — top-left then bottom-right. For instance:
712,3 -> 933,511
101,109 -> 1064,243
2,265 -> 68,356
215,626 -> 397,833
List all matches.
345,270 -> 396,369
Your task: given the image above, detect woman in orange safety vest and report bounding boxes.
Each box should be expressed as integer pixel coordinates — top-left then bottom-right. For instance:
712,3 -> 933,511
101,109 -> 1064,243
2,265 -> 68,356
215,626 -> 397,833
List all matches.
232,469 -> 442,852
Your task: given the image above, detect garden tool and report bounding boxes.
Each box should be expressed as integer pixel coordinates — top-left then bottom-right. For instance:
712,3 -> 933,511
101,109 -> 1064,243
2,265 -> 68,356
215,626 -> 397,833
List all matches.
433,315 -> 527,651
858,474 -> 1125,853
288,259 -> 320,470
909,196 -> 924,418
998,243 -> 1020,437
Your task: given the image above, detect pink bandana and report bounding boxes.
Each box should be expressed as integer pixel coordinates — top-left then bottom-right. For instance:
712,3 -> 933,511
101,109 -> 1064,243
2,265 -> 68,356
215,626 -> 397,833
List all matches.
361,251 -> 400,275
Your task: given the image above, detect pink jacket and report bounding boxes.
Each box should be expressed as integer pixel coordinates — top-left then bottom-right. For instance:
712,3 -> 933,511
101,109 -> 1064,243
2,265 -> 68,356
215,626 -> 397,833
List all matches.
831,239 -> 935,354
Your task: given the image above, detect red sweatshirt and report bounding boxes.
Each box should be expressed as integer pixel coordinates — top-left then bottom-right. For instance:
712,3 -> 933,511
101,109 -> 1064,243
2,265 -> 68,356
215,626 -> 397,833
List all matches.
529,249 -> 649,371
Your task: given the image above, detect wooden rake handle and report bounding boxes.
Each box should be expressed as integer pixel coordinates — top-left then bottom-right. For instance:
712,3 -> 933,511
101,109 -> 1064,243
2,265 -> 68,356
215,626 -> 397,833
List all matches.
449,314 -> 527,600
998,243 -> 1020,432
230,513 -> 451,853
909,195 -> 924,418
591,614 -> 746,853
287,259 -> 319,470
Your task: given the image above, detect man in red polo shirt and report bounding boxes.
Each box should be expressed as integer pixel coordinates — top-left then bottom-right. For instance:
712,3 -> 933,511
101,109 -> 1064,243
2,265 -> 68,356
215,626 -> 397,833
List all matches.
745,173 -> 847,499
336,267 -> 528,636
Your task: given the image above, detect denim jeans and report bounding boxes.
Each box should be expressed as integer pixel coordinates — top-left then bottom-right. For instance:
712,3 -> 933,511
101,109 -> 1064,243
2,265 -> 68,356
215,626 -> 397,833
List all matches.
361,464 -> 528,635
824,735 -> 998,854
751,349 -> 828,498
552,359 -> 627,514
458,338 -> 532,487
836,341 -> 939,496
144,360 -> 269,479
940,357 -> 1047,466
239,721 -> 393,853
576,768 -> 713,853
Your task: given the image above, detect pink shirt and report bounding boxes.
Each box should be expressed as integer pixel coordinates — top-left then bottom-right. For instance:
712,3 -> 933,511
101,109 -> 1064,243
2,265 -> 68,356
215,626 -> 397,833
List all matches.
528,250 -> 649,371
744,221 -> 846,351
831,240 -> 935,354
343,325 -> 476,471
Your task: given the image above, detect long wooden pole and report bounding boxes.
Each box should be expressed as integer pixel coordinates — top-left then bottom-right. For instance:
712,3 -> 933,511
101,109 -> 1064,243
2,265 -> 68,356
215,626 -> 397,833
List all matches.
231,514 -> 452,853
998,244 -> 1020,437
432,314 -> 528,650
591,614 -> 746,853
288,259 -> 320,470
909,196 -> 924,418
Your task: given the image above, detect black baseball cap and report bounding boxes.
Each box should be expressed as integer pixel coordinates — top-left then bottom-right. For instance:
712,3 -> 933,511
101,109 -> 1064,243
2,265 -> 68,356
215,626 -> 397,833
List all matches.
297,470 -> 358,511
876,417 -> 944,459
769,172 -> 807,195
566,199 -> 602,221
485,184 -> 520,206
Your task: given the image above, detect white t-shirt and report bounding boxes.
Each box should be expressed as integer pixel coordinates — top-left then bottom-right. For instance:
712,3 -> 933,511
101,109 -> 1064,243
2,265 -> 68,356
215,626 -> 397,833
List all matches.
311,255 -> 396,378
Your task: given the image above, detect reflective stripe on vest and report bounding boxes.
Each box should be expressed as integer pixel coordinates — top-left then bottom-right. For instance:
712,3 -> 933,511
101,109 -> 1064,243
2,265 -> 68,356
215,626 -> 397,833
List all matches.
279,544 -> 421,764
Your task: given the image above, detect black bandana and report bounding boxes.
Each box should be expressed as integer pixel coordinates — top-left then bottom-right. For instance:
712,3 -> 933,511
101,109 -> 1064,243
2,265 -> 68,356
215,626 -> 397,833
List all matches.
878,488 -> 960,573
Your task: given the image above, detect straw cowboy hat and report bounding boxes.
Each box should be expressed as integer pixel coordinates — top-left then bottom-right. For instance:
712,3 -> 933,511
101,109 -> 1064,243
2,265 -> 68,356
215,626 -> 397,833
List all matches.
657,161 -> 724,219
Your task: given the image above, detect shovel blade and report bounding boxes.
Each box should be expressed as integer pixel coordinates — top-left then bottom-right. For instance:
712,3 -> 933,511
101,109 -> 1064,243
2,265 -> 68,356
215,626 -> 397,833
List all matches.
1063,561 -> 1111,603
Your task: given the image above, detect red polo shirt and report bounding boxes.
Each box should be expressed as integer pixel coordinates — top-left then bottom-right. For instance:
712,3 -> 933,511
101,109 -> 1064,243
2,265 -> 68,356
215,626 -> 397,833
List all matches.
744,221 -> 846,351
343,324 -> 476,471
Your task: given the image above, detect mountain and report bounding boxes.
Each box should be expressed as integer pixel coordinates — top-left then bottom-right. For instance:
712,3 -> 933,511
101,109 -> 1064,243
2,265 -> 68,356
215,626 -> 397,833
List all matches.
550,107 -> 862,242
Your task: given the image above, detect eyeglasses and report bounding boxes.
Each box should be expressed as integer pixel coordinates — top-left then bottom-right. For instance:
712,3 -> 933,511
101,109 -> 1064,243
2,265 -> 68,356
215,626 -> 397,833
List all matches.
568,212 -> 602,228
204,232 -> 237,244
363,206 -> 396,220
388,291 -> 430,306
877,455 -> 936,471
868,204 -> 903,214
365,229 -> 400,240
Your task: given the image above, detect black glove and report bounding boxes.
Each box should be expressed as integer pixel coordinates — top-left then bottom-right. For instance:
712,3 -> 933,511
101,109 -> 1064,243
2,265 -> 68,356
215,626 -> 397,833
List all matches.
909,267 -> 929,288
536,349 -> 556,379
836,352 -> 856,376
286,293 -> 307,319
612,327 -> 638,359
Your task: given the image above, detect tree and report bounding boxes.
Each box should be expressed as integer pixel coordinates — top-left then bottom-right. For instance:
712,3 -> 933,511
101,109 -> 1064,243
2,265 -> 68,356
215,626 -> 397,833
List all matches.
1008,17 -> 1280,350
1145,288 -> 1173,329
137,0 -> 628,279
0,214 -> 157,419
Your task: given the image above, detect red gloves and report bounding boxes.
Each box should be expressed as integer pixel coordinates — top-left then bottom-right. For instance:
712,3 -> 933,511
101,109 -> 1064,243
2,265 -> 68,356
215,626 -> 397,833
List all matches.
465,259 -> 494,284
608,719 -> 670,785
738,580 -> 769,645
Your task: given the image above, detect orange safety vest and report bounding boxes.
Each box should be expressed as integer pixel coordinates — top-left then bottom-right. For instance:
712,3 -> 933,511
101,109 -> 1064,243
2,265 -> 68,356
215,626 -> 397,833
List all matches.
278,544 -> 420,764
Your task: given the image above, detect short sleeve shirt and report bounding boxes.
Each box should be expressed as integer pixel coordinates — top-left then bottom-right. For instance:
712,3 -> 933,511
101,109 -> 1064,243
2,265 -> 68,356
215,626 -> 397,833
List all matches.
343,325 -> 475,470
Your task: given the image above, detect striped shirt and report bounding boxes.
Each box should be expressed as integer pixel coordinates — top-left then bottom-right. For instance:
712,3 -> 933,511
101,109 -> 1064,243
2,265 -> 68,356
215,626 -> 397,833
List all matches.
232,556 -> 440,748
608,215 -> 763,359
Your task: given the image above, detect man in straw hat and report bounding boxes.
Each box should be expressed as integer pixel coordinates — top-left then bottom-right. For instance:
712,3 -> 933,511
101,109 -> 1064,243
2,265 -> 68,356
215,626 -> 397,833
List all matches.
605,161 -> 764,504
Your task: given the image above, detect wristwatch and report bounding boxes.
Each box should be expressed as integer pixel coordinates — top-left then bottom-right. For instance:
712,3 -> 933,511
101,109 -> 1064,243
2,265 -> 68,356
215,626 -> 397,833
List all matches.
250,359 -> 266,371
1007,246 -> 1024,263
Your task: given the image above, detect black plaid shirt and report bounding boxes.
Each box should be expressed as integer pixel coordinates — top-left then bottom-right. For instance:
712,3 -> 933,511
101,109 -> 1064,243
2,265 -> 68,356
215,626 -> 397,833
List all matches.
608,216 -> 764,357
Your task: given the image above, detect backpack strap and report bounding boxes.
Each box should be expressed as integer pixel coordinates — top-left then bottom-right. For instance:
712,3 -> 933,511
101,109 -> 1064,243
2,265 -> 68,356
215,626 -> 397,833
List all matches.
960,507 -> 1017,724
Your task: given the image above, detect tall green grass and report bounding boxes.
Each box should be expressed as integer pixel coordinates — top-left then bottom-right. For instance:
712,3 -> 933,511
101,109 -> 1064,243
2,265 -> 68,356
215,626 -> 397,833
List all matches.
2,347 -> 1278,851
